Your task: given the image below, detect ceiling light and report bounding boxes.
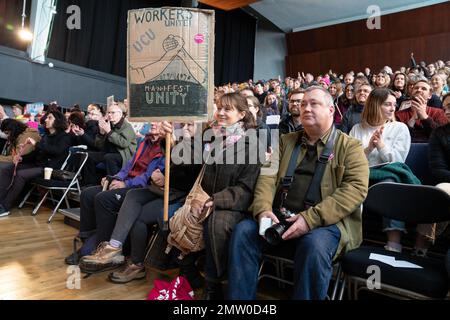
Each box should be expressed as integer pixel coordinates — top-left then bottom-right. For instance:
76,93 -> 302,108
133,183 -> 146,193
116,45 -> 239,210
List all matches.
18,0 -> 33,42
18,28 -> 33,41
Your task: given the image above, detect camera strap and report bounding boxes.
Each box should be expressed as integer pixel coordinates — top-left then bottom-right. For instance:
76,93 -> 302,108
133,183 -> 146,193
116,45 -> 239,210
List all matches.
279,126 -> 339,210
303,126 -> 338,209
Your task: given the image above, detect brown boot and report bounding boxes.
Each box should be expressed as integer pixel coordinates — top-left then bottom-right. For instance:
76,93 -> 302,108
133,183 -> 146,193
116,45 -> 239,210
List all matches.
109,261 -> 146,284
79,242 -> 124,272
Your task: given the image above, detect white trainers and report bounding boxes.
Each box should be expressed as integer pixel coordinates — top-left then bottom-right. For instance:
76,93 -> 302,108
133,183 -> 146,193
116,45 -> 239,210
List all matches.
384,244 -> 402,253
0,211 -> 10,218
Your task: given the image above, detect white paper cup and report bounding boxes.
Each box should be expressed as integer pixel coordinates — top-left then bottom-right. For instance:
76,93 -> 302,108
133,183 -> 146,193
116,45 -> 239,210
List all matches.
44,168 -> 53,180
259,217 -> 273,236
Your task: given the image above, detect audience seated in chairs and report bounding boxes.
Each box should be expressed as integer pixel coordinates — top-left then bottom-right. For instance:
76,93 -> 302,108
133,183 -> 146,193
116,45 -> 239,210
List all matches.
395,78 -> 448,142
71,103 -> 107,186
420,92 -> 450,256
134,93 -> 262,299
0,110 -> 71,216
0,119 -> 41,216
278,89 -> 304,135
75,122 -> 203,284
341,83 -> 373,134
65,122 -> 164,268
92,101 -> 136,176
334,83 -> 355,130
349,88 -> 412,253
227,86 -> 369,300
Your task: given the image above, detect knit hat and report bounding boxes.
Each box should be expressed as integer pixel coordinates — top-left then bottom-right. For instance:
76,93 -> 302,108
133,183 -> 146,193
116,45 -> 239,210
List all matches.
319,77 -> 331,86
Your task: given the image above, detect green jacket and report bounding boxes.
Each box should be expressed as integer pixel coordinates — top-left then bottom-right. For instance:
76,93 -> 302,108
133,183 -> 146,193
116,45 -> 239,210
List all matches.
251,128 -> 369,258
94,119 -> 137,165
369,162 -> 421,185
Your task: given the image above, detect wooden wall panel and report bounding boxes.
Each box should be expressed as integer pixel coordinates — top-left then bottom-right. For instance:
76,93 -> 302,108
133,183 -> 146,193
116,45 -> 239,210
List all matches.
285,2 -> 450,76
198,0 -> 259,11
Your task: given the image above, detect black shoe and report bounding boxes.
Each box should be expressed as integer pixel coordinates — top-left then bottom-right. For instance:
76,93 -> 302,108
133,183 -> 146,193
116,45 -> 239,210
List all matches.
203,282 -> 224,300
178,256 -> 205,290
65,250 -> 81,265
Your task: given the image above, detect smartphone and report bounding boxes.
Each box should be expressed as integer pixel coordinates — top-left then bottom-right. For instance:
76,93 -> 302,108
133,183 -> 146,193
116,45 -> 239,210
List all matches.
399,100 -> 412,111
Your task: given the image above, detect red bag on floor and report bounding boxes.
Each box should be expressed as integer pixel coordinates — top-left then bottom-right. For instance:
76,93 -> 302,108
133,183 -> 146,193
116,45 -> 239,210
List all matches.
147,276 -> 195,300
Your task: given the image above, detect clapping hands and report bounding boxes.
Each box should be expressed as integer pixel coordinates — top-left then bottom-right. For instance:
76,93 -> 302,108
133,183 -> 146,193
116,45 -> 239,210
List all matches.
367,126 -> 385,154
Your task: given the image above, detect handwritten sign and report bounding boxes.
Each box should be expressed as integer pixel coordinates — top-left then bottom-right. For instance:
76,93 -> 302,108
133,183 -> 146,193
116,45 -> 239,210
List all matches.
127,7 -> 215,122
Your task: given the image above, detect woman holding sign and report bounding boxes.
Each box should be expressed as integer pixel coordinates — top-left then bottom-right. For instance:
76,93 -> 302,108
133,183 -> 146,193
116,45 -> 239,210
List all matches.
159,93 -> 262,299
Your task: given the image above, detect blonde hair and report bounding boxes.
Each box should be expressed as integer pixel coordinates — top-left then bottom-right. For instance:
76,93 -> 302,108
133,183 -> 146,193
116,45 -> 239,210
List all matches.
109,101 -> 127,117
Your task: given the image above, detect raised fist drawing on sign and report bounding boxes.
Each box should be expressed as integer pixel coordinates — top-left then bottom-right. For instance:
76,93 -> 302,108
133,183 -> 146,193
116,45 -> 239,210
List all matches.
131,34 -> 207,86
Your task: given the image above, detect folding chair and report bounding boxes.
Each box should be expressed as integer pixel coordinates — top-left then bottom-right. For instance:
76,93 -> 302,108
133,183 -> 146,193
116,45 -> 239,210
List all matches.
336,182 -> 450,300
257,243 -> 343,300
19,147 -> 89,223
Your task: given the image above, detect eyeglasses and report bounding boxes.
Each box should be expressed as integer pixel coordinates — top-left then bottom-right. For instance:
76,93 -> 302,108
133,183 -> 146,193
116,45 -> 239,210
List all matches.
289,99 -> 302,105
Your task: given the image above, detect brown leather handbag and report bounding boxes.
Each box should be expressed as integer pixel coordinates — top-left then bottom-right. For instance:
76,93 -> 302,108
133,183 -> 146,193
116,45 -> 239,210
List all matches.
166,165 -> 212,260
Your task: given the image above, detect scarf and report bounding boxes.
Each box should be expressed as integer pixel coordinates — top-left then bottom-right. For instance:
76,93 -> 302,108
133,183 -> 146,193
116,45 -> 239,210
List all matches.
128,135 -> 163,178
205,121 -> 246,152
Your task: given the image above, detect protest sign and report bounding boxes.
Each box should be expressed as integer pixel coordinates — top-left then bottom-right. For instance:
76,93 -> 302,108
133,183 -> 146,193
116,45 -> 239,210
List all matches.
24,102 -> 44,116
127,7 -> 215,122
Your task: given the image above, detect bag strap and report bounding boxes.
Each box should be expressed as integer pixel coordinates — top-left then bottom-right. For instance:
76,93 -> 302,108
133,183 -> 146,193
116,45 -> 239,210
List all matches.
7,143 -> 27,190
188,151 -> 211,196
303,126 -> 339,209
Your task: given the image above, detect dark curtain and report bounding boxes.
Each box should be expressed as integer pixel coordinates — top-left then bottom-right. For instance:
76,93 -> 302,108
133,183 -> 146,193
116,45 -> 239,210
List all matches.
201,5 -> 256,85
0,0 -> 32,51
46,0 -> 256,85
47,0 -> 179,76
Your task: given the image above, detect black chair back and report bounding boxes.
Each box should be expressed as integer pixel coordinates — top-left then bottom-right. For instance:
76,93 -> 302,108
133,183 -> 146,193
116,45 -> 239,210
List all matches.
405,143 -> 432,185
364,182 -> 450,224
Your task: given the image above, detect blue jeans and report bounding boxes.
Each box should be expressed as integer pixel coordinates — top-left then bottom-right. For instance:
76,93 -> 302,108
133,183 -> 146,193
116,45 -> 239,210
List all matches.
382,218 -> 406,233
228,219 -> 341,300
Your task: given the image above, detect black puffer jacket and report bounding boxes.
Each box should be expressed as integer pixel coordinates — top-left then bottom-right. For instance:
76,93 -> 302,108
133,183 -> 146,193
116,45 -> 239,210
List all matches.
35,130 -> 72,169
341,104 -> 364,134
429,123 -> 450,183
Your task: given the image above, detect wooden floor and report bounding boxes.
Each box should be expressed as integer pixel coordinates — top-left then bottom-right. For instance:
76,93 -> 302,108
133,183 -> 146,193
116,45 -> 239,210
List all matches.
0,207 -> 179,300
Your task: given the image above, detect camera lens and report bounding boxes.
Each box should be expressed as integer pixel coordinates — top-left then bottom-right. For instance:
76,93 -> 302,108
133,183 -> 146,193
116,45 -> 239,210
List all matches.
265,223 -> 286,246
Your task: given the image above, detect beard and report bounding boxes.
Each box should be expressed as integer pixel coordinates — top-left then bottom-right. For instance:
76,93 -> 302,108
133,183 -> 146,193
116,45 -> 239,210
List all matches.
290,110 -> 300,117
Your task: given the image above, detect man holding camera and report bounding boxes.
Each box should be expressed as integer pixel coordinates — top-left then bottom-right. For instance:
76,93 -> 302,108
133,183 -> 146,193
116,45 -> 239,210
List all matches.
395,78 -> 448,142
227,86 -> 369,300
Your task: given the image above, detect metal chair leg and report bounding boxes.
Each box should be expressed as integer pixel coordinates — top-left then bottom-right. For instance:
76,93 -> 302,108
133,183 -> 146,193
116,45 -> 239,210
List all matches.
257,260 -> 266,280
64,195 -> 71,209
32,191 -> 49,216
48,188 -> 72,223
19,185 -> 35,208
338,274 -> 346,300
331,264 -> 342,300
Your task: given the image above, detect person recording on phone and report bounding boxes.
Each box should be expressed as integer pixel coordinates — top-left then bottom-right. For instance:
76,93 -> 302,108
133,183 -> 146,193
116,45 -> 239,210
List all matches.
395,78 -> 448,142
227,86 -> 369,300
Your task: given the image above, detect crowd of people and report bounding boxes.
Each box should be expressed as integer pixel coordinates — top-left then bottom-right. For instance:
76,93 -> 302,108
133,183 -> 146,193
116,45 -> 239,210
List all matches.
0,57 -> 449,300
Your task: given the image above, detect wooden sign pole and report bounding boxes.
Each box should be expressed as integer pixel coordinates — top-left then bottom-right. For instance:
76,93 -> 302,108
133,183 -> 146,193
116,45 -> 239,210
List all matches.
163,132 -> 171,231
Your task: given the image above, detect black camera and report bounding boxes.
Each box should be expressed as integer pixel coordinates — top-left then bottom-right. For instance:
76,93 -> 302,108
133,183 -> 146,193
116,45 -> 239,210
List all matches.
264,208 -> 294,246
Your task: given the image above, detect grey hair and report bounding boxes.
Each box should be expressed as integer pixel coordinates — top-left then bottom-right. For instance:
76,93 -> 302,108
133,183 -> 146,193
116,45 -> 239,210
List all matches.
415,76 -> 430,84
304,85 -> 334,108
